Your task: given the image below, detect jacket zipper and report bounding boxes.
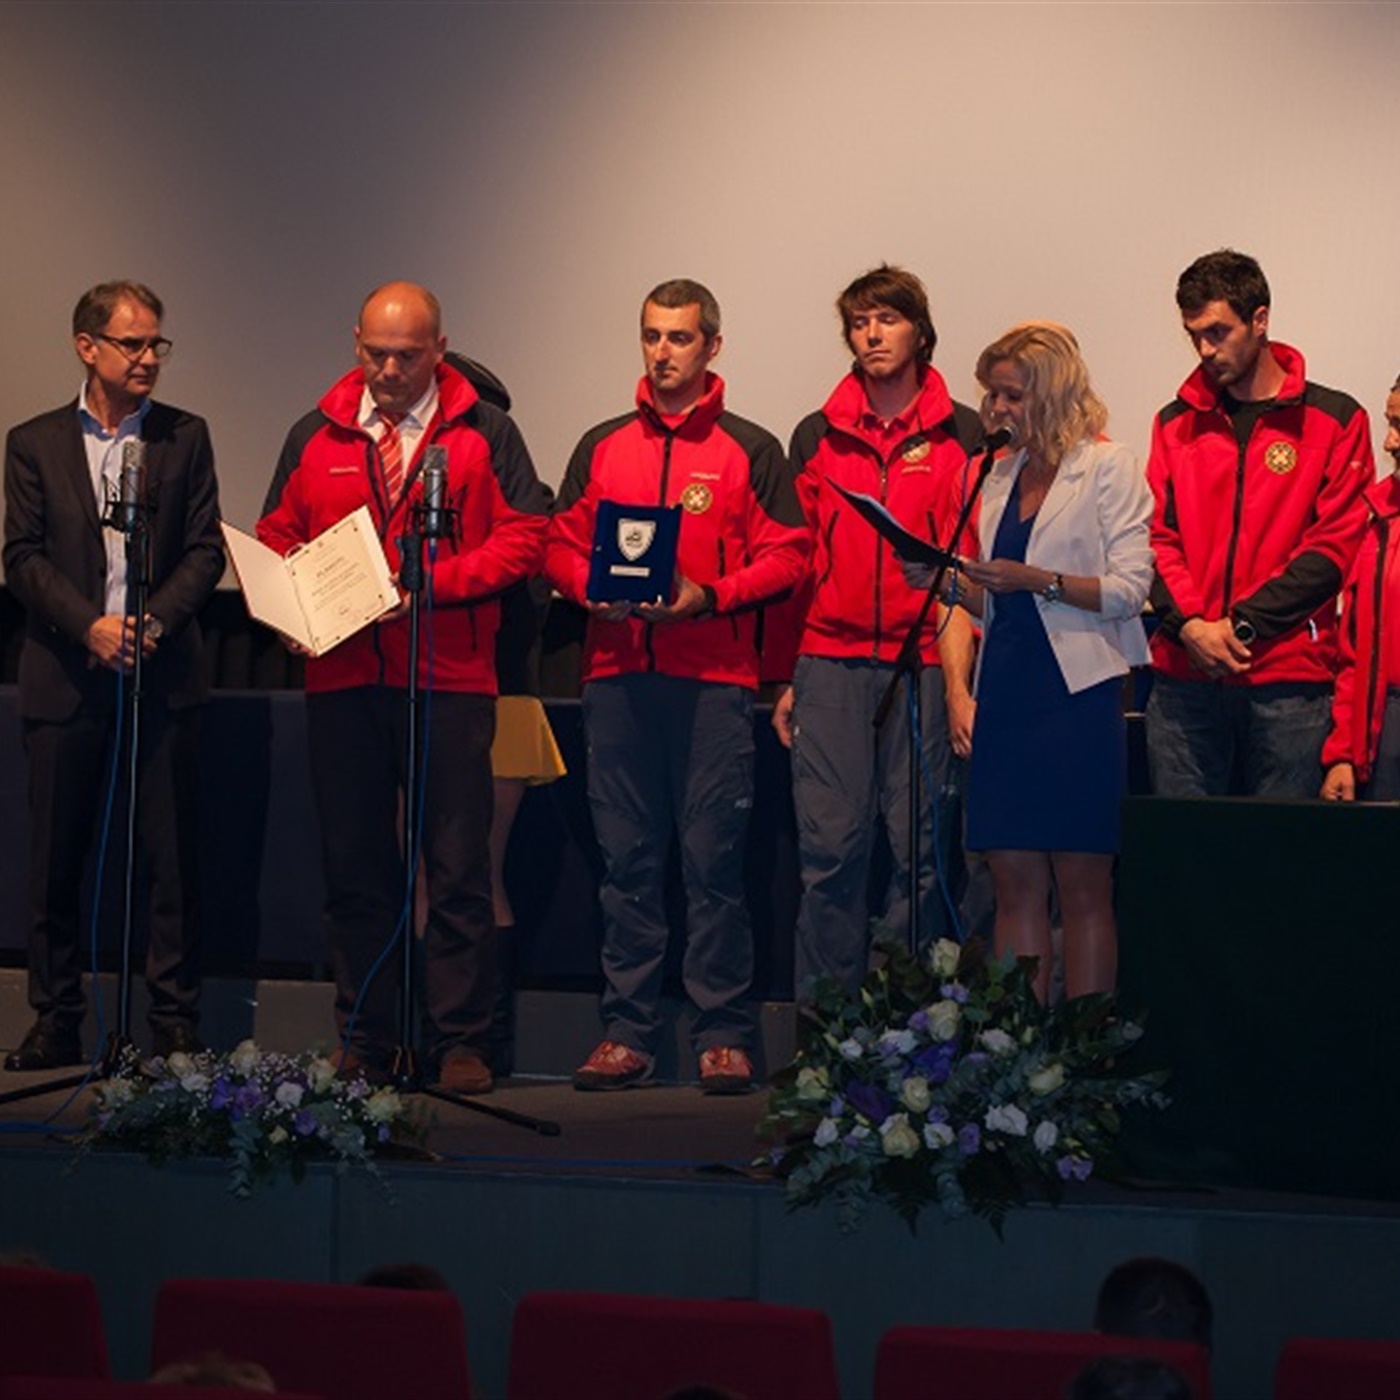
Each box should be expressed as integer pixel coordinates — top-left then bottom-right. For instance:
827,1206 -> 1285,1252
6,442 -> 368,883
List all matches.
1363,517 -> 1390,771
643,430 -> 675,673
1220,416 -> 1248,616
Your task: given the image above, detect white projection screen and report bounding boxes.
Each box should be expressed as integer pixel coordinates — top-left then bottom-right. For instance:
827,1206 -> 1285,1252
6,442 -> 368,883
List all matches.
2,0 -> 1397,567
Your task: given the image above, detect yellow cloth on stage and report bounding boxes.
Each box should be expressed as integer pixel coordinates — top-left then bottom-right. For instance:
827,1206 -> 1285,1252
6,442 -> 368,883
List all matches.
491,695 -> 567,784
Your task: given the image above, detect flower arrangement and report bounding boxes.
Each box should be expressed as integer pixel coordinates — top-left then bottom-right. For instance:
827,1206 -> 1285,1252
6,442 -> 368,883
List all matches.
78,1041 -> 428,1197
760,939 -> 1168,1233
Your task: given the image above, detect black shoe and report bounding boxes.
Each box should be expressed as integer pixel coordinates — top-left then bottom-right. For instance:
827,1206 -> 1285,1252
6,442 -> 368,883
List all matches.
4,1022 -> 84,1072
151,1023 -> 204,1059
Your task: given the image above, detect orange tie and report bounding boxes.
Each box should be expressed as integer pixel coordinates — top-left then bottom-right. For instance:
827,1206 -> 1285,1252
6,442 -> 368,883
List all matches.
379,414 -> 406,506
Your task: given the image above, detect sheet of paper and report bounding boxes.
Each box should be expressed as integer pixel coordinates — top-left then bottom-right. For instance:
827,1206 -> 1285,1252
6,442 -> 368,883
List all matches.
831,483 -> 959,570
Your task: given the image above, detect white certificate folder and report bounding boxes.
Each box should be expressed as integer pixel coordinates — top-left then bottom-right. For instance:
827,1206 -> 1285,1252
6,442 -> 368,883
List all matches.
221,506 -> 399,657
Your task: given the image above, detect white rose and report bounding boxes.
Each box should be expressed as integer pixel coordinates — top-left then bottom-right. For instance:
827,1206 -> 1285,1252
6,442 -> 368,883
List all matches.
268,1125 -> 289,1145
795,1065 -> 829,1102
927,1001 -> 961,1043
900,1076 -> 932,1113
307,1058 -> 337,1094
879,1114 -> 921,1159
100,1077 -> 134,1107
979,1028 -> 1016,1057
879,1029 -> 917,1057
930,939 -> 962,979
984,1103 -> 1028,1136
1033,1120 -> 1059,1153
923,1121 -> 955,1151
178,1072 -> 209,1094
165,1051 -> 193,1076
837,1038 -> 864,1062
275,1081 -> 305,1109
364,1088 -> 402,1125
1028,1063 -> 1065,1096
813,1117 -> 840,1148
229,1040 -> 261,1076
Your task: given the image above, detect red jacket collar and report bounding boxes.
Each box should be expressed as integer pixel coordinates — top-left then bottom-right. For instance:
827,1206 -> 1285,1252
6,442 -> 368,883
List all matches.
317,360 -> 480,431
823,365 -> 955,442
1364,470 -> 1400,522
635,372 -> 726,435
1178,340 -> 1308,414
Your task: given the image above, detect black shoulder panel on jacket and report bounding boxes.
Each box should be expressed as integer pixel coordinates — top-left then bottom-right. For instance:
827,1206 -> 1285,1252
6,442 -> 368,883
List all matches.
949,400 -> 982,454
1303,381 -> 1365,430
556,411 -> 637,512
468,401 -> 553,515
1157,398 -> 1192,429
716,410 -> 784,464
261,408 -> 330,518
788,410 -> 830,472
719,411 -> 803,528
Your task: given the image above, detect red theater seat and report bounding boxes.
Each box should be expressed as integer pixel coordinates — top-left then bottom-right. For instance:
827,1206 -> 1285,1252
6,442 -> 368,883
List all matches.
506,1290 -> 842,1400
0,1265 -> 110,1379
873,1324 -> 1212,1400
151,1277 -> 471,1400
0,1383 -> 323,1399
1276,1337 -> 1400,1400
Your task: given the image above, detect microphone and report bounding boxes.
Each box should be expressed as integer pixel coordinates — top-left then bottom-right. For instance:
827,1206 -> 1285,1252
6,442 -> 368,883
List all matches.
972,424 -> 1016,455
116,438 -> 146,534
420,445 -> 449,539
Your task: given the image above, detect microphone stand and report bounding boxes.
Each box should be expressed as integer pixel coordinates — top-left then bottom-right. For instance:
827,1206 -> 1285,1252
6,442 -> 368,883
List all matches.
390,499 -> 559,1136
872,441 -> 1000,957
0,484 -> 152,1106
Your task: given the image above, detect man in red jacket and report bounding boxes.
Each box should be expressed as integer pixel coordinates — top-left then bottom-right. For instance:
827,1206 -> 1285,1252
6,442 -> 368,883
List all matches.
1321,377 -> 1400,801
1146,249 -> 1372,796
773,265 -> 980,996
258,282 -> 550,1093
546,279 -> 808,1093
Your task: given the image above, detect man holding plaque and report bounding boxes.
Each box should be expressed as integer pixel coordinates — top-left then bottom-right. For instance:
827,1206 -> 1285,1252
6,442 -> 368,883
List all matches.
258,282 -> 550,1093
771,265 -> 981,997
547,279 -> 808,1093
3,281 -> 223,1069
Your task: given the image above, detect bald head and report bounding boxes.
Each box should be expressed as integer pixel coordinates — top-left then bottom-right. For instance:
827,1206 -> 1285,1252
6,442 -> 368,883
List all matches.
355,282 -> 446,414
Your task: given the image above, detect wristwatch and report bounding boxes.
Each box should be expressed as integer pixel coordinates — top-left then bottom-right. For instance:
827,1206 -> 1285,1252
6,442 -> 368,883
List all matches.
1040,573 -> 1065,603
145,616 -> 165,642
1231,615 -> 1257,646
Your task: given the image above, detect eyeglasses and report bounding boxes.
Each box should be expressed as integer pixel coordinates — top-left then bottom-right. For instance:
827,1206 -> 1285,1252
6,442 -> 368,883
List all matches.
97,334 -> 174,361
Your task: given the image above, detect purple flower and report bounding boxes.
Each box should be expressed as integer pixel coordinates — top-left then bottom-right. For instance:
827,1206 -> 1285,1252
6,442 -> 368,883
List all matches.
926,1105 -> 949,1125
209,1076 -> 234,1111
828,1094 -> 845,1118
294,1109 -> 318,1137
234,1083 -> 264,1115
957,1123 -> 981,1156
940,983 -> 969,1004
846,1081 -> 895,1124
908,1009 -> 930,1033
912,1042 -> 957,1084
1057,1155 -> 1093,1182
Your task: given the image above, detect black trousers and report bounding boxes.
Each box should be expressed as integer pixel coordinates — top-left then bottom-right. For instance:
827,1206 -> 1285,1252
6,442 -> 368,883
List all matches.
23,700 -> 202,1034
306,686 -> 496,1066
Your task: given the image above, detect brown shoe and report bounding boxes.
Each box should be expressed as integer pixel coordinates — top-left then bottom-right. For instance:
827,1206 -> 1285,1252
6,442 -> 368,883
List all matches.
698,1045 -> 753,1095
435,1048 -> 493,1096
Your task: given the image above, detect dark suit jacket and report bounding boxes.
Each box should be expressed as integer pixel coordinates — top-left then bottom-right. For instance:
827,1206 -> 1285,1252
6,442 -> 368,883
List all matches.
2,398 -> 224,721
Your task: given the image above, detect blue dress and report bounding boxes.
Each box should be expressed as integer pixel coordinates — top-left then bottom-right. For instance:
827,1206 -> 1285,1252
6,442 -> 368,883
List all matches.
965,475 -> 1126,854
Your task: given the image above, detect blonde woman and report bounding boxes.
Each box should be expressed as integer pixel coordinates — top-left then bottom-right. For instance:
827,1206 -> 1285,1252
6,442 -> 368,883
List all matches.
922,323 -> 1152,998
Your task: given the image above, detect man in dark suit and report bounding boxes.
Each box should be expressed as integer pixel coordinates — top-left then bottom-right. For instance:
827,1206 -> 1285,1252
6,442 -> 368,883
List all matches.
2,281 -> 223,1070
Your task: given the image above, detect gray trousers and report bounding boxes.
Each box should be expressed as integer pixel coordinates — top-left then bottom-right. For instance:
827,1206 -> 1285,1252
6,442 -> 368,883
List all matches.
583,673 -> 755,1054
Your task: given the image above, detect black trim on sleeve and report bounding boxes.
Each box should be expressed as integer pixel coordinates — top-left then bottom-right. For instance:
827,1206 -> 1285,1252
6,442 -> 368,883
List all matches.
261,409 -> 329,518
1234,549 -> 1343,641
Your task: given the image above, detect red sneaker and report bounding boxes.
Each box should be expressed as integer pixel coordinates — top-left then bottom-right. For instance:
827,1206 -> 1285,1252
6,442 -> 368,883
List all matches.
573,1040 -> 654,1091
698,1046 -> 753,1095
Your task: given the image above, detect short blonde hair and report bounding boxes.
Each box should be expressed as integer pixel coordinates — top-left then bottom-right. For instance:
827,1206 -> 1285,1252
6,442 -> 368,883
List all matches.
975,322 -> 1107,468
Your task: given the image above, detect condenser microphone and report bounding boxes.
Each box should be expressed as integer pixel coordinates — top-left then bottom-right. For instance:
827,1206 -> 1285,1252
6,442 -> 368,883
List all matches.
420,445 -> 449,539
116,438 -> 147,534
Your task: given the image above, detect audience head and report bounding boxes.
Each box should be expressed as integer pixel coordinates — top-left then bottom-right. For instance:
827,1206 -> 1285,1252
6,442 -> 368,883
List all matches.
1094,1256 -> 1214,1350
150,1351 -> 276,1390
975,320 -> 1107,468
1066,1355 -> 1193,1400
